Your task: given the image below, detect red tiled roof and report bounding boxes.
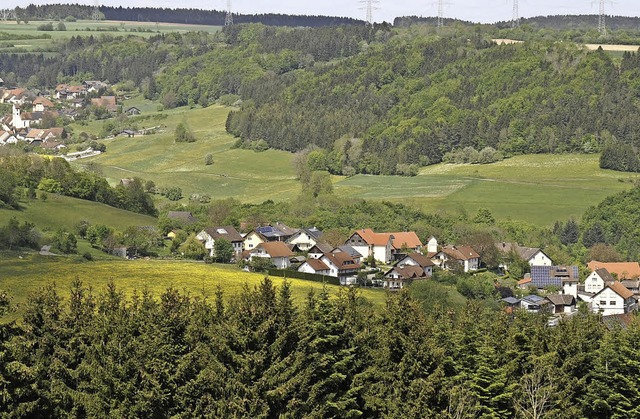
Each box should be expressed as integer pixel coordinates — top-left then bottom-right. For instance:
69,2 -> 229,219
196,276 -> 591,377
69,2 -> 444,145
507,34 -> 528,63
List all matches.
608,281 -> 635,300
389,231 -> 423,250
588,261 -> 640,280
353,228 -> 391,246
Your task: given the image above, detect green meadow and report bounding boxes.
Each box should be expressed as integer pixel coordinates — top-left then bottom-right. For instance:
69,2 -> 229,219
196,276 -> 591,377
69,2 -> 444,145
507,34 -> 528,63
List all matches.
336,154 -> 634,225
0,20 -> 220,52
73,102 -> 633,226
74,105 -> 301,204
0,256 -> 387,323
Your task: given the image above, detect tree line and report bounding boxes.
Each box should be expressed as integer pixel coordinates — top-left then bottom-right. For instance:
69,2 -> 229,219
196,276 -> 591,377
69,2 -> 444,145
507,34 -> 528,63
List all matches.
0,278 -> 638,417
15,4 -> 364,27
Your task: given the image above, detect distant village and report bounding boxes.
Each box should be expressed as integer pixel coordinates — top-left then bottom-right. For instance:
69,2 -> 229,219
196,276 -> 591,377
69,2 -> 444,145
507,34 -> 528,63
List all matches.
0,78 -> 142,154
166,211 -> 639,325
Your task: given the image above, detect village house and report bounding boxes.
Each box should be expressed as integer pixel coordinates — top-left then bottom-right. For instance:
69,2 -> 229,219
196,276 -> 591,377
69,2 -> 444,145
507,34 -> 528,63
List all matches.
167,211 -> 198,225
298,250 -> 360,284
306,243 -> 335,259
196,226 -> 244,258
584,268 -> 615,294
383,265 -> 427,290
286,227 -> 323,251
496,242 -> 553,269
333,245 -> 364,264
434,245 -> 480,272
125,106 -> 141,116
55,84 -> 87,100
520,294 -> 551,313
0,130 -> 17,146
344,229 -> 394,264
32,97 -> 55,112
396,252 -> 435,277
83,80 -> 109,92
249,242 -> 294,269
529,265 -> 579,290
243,230 -> 266,250
592,282 -> 637,316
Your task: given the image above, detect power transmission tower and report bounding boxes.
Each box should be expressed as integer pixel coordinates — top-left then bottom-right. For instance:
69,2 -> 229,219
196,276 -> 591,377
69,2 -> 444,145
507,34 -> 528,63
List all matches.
598,0 -> 606,36
512,0 -> 520,28
437,0 -> 444,29
92,0 -> 101,21
358,0 -> 380,24
224,0 -> 233,26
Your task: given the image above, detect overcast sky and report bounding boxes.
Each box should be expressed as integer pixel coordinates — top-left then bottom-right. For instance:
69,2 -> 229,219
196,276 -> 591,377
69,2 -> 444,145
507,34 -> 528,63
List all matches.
8,1 -> 640,24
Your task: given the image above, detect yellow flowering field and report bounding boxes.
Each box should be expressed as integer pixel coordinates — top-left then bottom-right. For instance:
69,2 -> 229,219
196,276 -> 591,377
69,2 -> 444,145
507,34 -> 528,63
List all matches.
0,256 -> 386,322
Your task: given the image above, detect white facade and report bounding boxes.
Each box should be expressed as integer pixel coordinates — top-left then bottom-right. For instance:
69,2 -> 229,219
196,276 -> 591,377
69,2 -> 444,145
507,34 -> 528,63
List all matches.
427,237 -> 438,254
563,282 -> 578,298
250,249 -> 290,269
287,231 -> 317,251
528,251 -> 552,266
196,230 -> 243,257
592,288 -> 627,316
398,256 -> 433,277
11,105 -> 29,129
298,261 -> 330,275
585,271 -> 607,294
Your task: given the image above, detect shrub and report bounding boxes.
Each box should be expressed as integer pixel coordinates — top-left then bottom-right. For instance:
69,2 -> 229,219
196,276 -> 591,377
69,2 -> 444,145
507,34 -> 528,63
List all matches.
204,153 -> 213,165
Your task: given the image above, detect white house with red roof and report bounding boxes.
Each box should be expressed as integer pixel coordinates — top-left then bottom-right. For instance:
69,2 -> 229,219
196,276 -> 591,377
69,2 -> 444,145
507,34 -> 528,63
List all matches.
592,282 -> 637,316
435,245 -> 480,272
249,242 -> 294,269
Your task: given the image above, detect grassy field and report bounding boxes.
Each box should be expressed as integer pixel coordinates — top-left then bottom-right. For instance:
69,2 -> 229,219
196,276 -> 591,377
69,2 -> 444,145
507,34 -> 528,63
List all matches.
0,256 -> 387,323
0,194 -> 156,232
72,102 -> 634,226
335,154 -> 634,225
74,105 -> 301,203
0,20 -> 220,52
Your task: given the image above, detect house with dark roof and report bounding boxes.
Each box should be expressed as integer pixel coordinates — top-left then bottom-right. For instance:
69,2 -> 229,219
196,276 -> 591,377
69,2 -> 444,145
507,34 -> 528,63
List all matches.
530,265 -> 579,290
333,245 -> 364,264
501,297 -> 521,314
167,211 -> 198,225
383,265 -> 427,290
196,226 -> 244,257
397,253 -> 436,277
307,243 -> 335,259
584,268 -> 615,294
286,227 -> 322,251
520,295 -> 551,313
496,242 -> 553,269
546,294 -> 577,314
298,249 -> 360,284
125,106 -> 141,116
434,245 -> 480,272
592,282 -> 637,316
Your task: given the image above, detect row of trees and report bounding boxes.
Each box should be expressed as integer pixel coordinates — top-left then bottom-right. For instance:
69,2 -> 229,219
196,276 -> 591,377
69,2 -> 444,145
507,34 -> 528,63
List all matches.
0,279 -> 638,417
0,151 -> 157,216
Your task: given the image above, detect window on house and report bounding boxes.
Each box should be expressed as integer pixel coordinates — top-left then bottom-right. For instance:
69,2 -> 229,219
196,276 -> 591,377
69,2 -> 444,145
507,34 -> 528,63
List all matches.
610,301 -> 617,305
599,300 -> 606,306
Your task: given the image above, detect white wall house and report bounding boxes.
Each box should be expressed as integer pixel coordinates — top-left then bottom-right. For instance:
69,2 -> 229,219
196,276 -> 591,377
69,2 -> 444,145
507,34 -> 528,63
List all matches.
196,226 -> 244,257
397,253 -> 435,277
585,268 -> 615,294
11,105 -> 30,129
298,258 -> 331,276
249,242 -> 294,269
592,283 -> 636,316
287,228 -> 322,251
435,245 -> 480,273
345,229 -> 393,264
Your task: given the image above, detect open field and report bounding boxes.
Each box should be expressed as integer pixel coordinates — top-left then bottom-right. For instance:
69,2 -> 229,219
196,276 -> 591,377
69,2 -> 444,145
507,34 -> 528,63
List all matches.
0,193 -> 157,232
335,154 -> 634,225
74,105 -> 301,203
0,20 -> 219,52
0,256 -> 387,323
73,102 -> 634,226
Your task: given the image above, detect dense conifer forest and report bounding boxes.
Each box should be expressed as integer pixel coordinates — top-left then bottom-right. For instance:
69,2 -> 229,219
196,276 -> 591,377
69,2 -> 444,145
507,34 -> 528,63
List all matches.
1,278 -> 639,417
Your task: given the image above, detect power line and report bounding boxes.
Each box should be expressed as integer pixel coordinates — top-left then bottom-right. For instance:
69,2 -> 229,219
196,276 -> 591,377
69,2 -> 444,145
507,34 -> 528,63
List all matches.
225,0 -> 233,26
358,0 -> 380,25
